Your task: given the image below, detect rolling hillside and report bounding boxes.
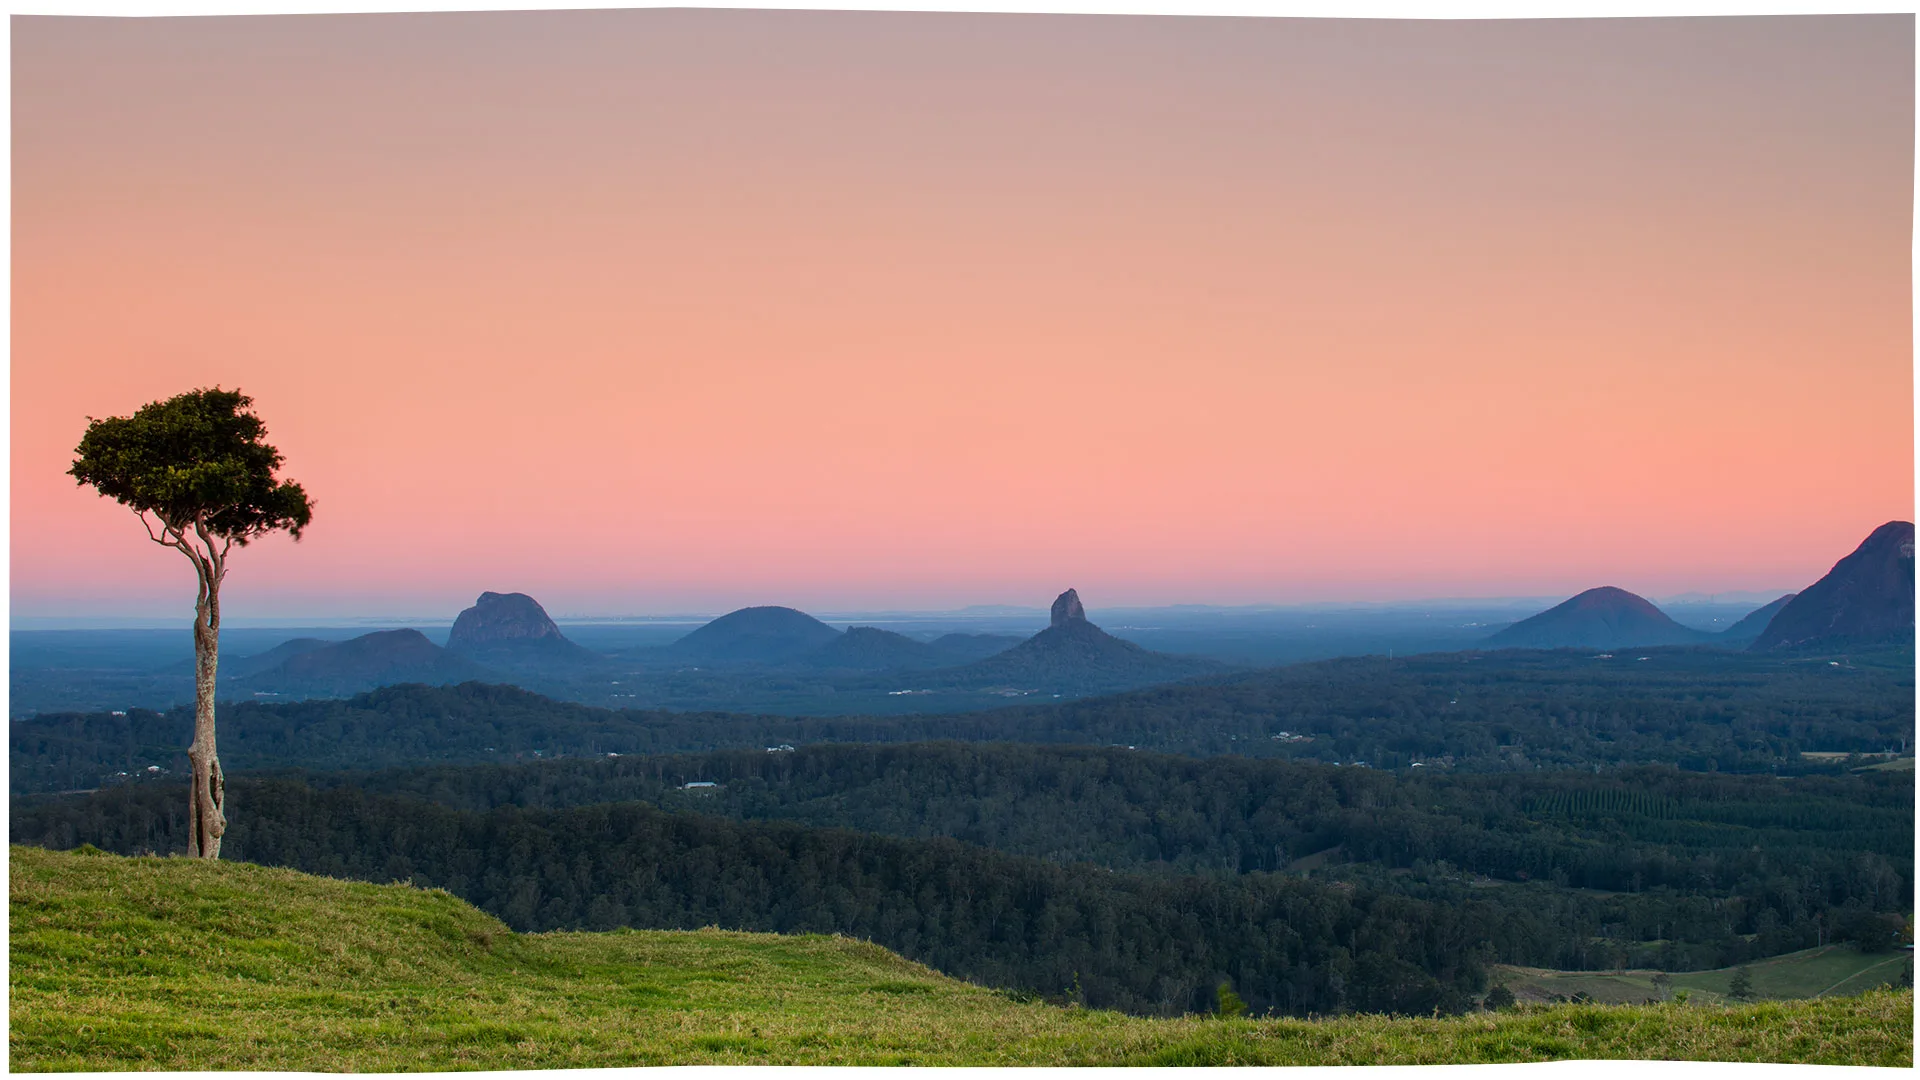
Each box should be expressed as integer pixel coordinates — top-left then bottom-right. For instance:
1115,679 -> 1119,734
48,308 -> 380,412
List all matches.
1496,946 -> 1914,1007
11,846 -> 1910,1069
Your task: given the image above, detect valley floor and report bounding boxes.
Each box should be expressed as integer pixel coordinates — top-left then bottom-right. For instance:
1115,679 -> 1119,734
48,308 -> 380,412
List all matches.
10,846 -> 1912,1069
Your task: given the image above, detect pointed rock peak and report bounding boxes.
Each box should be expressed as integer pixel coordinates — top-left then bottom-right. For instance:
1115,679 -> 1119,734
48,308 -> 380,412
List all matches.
1051,589 -> 1087,628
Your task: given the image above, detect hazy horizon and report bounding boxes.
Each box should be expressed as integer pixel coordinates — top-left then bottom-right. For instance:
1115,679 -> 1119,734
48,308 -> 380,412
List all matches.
12,583 -> 1807,631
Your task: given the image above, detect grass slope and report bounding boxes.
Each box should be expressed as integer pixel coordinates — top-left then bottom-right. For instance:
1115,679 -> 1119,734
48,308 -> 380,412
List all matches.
1497,945 -> 1915,1006
11,845 -> 1912,1070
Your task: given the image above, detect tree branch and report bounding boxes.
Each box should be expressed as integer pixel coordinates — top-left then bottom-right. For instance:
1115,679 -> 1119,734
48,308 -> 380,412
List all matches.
194,518 -> 232,589
137,510 -> 172,547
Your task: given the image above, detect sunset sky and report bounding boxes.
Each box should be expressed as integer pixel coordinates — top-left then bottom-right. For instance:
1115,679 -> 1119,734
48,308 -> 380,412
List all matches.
12,11 -> 1914,621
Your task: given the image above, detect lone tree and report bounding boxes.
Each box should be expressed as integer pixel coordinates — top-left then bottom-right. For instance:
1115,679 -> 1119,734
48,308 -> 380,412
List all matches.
70,388 -> 311,859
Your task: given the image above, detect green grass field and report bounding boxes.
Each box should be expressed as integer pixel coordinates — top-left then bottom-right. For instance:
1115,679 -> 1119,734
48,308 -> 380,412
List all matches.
10,845 -> 1912,1069
1496,945 -> 1914,1006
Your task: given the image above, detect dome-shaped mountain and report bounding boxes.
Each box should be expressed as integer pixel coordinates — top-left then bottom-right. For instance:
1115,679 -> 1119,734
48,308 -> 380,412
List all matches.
934,589 -> 1220,692
445,592 -> 597,668
1717,593 -> 1797,645
1484,587 -> 1709,650
1749,521 -> 1915,652
242,629 -> 487,697
669,606 -> 844,664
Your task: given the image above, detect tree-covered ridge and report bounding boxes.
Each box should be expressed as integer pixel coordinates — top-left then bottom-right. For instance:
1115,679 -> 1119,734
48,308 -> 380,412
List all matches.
278,744 -> 1913,890
12,647 -> 1913,794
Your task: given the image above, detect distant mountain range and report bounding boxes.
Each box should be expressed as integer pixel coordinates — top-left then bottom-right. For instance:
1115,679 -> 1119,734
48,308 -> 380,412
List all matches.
649,590 -> 1214,694
238,629 -> 486,697
1480,522 -> 1913,654
201,523 -> 1914,708
238,592 -> 593,697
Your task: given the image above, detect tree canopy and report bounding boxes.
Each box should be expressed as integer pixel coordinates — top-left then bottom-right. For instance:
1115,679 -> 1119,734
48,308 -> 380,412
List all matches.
69,387 -> 311,544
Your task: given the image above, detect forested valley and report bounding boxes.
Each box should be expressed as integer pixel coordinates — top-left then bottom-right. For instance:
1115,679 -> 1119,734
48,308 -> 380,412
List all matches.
16,740 -> 1910,1019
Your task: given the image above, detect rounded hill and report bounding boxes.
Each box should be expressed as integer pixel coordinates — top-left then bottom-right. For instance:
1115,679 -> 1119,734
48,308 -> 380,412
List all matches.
1484,587 -> 1708,650
670,606 -> 843,664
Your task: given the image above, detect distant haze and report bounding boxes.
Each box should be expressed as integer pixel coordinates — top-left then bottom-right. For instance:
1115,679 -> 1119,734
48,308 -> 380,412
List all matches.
12,12 -> 1912,622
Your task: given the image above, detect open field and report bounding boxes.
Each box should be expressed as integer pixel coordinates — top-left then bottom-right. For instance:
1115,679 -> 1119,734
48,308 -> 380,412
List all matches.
11,845 -> 1912,1069
1496,945 -> 1913,1007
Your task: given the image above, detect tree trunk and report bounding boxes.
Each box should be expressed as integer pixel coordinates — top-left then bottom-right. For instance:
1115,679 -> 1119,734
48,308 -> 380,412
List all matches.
186,579 -> 226,859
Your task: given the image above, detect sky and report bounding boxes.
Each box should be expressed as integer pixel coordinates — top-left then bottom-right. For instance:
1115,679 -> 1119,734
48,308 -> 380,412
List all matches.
11,10 -> 1915,622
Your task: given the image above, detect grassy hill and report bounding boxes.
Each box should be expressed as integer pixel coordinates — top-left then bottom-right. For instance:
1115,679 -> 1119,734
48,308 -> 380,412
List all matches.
1496,945 -> 1914,1006
10,845 -> 1912,1069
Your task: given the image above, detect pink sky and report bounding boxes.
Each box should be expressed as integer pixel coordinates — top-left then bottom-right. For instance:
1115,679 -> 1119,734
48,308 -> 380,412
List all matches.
12,11 -> 1913,621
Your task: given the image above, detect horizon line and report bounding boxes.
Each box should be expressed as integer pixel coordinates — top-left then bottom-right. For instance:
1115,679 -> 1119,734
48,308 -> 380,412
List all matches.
10,588 -> 1804,632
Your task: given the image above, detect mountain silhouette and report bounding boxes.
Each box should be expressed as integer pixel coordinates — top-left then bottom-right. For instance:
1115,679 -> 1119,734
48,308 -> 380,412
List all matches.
1484,587 -> 1710,650
931,589 -> 1220,692
1749,521 -> 1915,652
1717,594 -> 1796,645
243,629 -> 488,697
445,592 -> 598,668
669,606 -> 844,664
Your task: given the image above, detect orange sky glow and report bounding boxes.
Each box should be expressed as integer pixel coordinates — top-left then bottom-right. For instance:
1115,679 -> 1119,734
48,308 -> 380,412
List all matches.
11,11 -> 1914,619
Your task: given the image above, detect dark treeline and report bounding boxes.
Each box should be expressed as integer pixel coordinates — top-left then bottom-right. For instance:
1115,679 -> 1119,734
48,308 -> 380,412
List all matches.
278,744 -> 1914,900
12,647 -> 1913,793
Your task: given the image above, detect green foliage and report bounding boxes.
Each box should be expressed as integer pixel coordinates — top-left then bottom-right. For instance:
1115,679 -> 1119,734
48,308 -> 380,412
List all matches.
1215,982 -> 1248,1018
1729,967 -> 1755,1002
1837,910 -> 1908,953
69,387 -> 310,544
1484,985 -> 1516,1011
12,846 -> 1911,1069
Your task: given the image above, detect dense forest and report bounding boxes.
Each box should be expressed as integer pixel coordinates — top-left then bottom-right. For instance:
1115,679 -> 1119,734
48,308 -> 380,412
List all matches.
273,743 -> 1915,893
16,747 -> 1910,1016
12,647 -> 1912,794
